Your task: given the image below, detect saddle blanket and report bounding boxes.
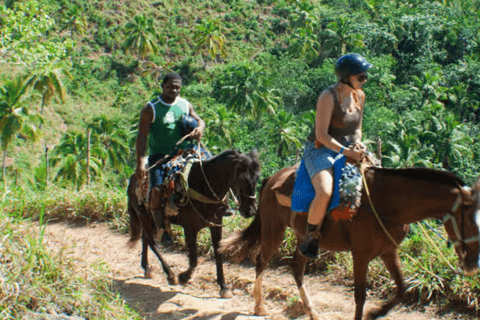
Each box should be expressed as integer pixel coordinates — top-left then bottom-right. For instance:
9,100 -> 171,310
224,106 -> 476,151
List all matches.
153,145 -> 212,188
291,158 -> 363,214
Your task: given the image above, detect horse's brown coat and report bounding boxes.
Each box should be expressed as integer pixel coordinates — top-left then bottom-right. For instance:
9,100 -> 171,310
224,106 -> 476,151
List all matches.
221,166 -> 480,320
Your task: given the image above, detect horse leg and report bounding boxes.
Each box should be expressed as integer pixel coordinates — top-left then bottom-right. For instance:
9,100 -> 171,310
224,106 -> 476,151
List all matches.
148,239 -> 178,285
254,224 -> 286,316
178,227 -> 199,285
291,248 -> 320,320
367,250 -> 405,319
210,225 -> 233,298
141,231 -> 153,279
352,253 -> 371,320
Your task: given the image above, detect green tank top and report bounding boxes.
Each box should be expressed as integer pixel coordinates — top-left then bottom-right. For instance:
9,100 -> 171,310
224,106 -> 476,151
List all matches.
148,96 -> 190,155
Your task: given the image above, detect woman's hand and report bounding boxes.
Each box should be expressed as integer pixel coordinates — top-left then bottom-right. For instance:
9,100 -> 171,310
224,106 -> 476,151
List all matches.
344,148 -> 365,162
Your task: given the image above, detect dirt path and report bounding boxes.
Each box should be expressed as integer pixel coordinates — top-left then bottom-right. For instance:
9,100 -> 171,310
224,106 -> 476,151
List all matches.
40,222 -> 468,320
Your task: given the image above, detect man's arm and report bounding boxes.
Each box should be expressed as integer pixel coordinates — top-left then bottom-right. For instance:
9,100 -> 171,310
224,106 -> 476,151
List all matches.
135,104 -> 153,179
188,103 -> 205,141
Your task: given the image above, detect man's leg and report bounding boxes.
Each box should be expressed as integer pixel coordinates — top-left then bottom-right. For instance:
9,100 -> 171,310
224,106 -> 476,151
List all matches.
150,186 -> 166,239
299,168 -> 333,258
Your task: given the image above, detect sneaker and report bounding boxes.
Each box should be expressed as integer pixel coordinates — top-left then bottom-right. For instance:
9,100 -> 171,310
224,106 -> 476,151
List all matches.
299,233 -> 319,259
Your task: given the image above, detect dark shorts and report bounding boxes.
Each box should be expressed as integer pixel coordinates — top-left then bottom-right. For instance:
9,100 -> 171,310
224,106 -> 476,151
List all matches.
148,153 -> 168,188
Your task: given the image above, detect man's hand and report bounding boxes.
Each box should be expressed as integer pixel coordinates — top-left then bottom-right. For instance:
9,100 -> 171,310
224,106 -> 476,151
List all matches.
135,166 -> 147,182
190,127 -> 203,141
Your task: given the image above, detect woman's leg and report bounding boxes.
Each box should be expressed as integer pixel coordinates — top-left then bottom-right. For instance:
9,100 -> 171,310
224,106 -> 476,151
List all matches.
300,168 -> 333,258
307,168 -> 334,225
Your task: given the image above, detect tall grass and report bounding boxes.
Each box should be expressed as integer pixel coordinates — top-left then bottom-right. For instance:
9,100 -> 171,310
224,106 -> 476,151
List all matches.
0,209 -> 139,319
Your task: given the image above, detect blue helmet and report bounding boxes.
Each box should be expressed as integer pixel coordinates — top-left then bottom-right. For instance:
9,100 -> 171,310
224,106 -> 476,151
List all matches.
180,115 -> 198,137
335,53 -> 372,81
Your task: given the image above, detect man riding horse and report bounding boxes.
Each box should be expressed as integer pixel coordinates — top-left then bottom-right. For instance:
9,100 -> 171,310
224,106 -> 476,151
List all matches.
135,72 -> 231,243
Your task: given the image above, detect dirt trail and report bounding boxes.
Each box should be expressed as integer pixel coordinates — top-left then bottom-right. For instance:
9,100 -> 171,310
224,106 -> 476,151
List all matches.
40,222 -> 467,320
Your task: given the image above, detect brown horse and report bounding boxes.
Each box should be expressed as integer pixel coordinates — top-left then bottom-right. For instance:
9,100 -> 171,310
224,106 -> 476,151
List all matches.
128,149 -> 260,298
220,164 -> 480,320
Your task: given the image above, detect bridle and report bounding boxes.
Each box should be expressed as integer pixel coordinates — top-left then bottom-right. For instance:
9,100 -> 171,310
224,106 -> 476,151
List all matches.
443,190 -> 480,249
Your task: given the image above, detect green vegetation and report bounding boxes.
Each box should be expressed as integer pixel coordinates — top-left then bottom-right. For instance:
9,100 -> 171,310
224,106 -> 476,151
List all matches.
2,0 -> 480,318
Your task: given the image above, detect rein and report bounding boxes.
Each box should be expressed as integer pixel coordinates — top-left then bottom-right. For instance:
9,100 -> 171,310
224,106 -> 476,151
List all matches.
360,168 -> 460,276
360,169 -> 399,247
442,193 -> 480,247
361,168 -> 479,271
179,143 -> 245,227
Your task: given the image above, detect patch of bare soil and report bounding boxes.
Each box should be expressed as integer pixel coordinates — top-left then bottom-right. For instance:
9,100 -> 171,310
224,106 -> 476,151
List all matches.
40,222 -> 471,320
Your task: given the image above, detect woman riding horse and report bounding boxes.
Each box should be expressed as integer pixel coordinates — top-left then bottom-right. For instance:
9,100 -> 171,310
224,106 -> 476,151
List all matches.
300,53 -> 372,258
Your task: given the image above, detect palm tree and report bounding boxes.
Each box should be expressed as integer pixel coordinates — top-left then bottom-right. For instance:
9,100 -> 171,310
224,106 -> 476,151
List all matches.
321,17 -> 365,56
86,115 -> 131,171
204,105 -> 239,149
50,131 -> 103,189
271,110 -> 308,157
123,14 -> 158,60
193,19 -> 227,65
287,27 -> 321,64
421,110 -> 473,169
0,75 -> 42,185
219,64 -> 282,120
26,58 -> 73,114
60,4 -> 88,35
381,116 -> 434,168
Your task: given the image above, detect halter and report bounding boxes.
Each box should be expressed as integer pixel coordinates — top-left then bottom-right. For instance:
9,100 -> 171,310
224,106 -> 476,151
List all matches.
442,190 -> 480,248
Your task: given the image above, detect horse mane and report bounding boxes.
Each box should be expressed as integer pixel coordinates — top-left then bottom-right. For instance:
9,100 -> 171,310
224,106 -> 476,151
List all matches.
203,148 -> 260,179
373,167 -> 465,187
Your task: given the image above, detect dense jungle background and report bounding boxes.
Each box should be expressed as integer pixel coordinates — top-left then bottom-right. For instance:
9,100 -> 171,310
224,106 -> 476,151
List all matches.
1,0 -> 480,319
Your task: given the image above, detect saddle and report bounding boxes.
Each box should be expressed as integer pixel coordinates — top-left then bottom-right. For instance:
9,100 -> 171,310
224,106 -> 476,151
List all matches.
273,143 -> 379,220
136,147 -> 213,217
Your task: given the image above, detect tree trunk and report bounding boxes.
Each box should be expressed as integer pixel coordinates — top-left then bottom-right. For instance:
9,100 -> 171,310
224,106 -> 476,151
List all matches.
45,142 -> 49,185
86,130 -> 91,186
2,147 -> 7,189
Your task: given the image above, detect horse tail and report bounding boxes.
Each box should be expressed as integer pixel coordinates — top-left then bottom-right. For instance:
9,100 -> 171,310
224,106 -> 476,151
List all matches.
220,213 -> 262,263
220,175 -> 272,263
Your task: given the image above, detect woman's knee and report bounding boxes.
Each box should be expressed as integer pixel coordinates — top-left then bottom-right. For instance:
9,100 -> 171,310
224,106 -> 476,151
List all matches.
311,170 -> 334,196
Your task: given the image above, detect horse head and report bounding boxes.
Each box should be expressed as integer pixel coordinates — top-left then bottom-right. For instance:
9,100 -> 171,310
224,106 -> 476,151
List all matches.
231,149 -> 261,218
444,180 -> 480,275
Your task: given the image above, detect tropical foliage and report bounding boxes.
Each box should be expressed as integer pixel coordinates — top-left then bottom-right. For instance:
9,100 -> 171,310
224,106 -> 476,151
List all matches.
2,0 -> 480,317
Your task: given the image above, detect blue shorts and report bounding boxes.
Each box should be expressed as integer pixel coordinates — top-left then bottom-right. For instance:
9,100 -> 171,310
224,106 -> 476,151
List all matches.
303,140 -> 343,179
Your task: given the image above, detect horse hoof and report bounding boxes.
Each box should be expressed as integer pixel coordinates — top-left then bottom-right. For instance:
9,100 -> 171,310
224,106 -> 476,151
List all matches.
167,275 -> 179,285
144,268 -> 154,279
220,289 -> 233,299
254,305 -> 268,316
178,272 -> 190,285
366,308 -> 381,320
309,310 -> 320,320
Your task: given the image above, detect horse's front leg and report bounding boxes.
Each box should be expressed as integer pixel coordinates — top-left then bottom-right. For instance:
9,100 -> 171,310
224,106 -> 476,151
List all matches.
352,252 -> 371,320
210,225 -> 233,298
367,249 -> 405,319
178,226 -> 199,285
291,247 -> 320,320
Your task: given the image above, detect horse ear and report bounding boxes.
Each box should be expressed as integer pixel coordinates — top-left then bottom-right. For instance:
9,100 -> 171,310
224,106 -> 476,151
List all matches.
473,177 -> 480,202
250,149 -> 259,161
456,184 -> 475,206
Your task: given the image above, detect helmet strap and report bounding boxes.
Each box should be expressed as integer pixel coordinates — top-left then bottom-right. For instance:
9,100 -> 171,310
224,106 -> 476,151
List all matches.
340,79 -> 355,89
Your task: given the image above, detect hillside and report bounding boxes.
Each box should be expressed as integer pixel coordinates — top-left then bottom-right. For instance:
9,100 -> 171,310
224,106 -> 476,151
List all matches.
1,0 -> 480,319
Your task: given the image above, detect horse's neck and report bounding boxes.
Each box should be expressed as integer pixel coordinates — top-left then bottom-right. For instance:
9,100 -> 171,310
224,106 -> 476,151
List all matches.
371,174 -> 458,225
191,153 -> 234,198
